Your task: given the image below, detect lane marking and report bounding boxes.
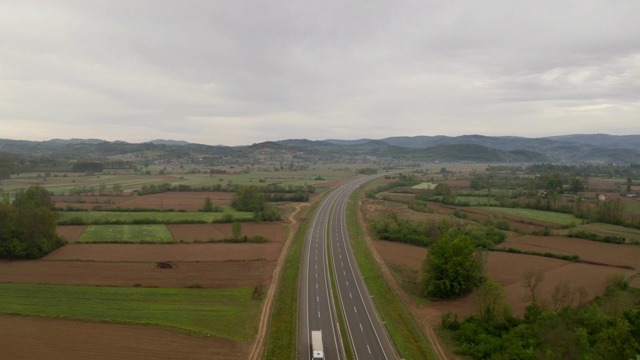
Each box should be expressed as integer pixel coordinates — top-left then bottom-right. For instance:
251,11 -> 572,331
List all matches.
360,323 -> 363,331
367,345 -> 371,354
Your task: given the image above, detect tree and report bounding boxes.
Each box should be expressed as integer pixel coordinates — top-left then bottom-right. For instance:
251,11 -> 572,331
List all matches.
232,221 -> 242,240
0,186 -> 65,259
422,234 -> 484,299
201,196 -> 214,212
522,269 -> 545,304
475,279 -> 509,323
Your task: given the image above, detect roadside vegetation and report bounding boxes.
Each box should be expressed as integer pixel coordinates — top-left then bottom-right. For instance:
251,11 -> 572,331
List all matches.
348,187 -> 437,359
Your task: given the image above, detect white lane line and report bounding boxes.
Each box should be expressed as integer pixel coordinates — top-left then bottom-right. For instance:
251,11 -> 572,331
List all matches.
316,283 -> 318,289
349,292 -> 352,298
318,311 -> 321,318
367,345 -> 371,354
360,323 -> 363,331
354,306 -> 357,313
343,271 -> 346,275
346,281 -> 349,286
317,296 -> 319,302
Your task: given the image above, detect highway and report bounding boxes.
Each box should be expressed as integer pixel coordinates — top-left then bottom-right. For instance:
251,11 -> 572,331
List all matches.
299,175 -> 396,359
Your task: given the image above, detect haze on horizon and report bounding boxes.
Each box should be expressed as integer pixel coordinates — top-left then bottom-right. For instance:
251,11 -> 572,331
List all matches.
1,0 -> 639,147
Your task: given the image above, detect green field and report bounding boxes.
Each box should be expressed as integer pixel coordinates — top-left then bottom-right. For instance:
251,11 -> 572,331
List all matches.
78,225 -> 174,243
453,196 -> 500,206
57,210 -> 254,224
625,204 -> 640,215
412,182 -> 436,190
0,283 -> 261,340
478,207 -> 580,225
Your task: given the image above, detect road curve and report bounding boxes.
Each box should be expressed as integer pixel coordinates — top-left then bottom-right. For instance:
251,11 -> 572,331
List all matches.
299,175 -> 397,360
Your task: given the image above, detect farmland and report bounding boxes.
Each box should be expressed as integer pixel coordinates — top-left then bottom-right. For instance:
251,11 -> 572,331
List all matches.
0,283 -> 261,339
57,210 -> 254,224
1,164 -> 341,359
77,225 -> 175,243
358,167 -> 640,358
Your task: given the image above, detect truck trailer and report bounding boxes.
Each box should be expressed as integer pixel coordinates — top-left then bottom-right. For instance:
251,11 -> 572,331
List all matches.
311,330 -> 324,359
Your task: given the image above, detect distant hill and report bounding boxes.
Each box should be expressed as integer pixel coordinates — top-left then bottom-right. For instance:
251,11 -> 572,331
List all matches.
148,139 -> 192,146
1,133 -> 639,164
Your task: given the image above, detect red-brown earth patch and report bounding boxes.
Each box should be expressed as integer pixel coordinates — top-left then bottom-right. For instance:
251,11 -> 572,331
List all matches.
497,235 -> 640,268
56,226 -> 87,242
373,240 -> 426,269
44,243 -> 284,262
0,314 -> 248,360
0,260 -> 273,288
375,241 -> 636,318
167,223 -> 288,242
118,192 -> 234,211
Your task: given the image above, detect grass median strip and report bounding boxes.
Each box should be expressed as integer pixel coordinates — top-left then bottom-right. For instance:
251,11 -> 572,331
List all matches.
0,283 -> 261,340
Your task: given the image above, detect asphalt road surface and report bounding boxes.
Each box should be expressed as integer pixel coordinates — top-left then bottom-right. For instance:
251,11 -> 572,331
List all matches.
299,175 -> 396,359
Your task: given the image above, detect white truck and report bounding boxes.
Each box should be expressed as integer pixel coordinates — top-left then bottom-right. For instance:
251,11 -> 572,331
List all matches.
311,330 -> 324,359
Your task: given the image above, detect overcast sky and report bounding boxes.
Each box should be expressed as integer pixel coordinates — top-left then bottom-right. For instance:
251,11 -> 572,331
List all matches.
1,0 -> 639,146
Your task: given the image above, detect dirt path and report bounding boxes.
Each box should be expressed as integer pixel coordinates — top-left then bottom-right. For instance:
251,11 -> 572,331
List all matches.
357,198 -> 453,360
249,202 -> 308,360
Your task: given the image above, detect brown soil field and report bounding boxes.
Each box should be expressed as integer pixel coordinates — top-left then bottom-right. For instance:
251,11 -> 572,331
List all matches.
57,225 -> 87,242
119,192 -> 234,211
373,240 -> 427,269
0,314 -> 248,360
375,240 -> 636,318
167,223 -> 288,242
44,243 -> 284,262
363,199 -> 453,224
0,259 -> 274,288
439,179 -> 471,188
497,235 -> 640,268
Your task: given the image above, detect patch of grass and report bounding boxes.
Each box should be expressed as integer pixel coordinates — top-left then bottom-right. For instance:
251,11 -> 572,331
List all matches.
57,210 -> 254,225
77,224 -> 175,243
411,182 -> 437,190
347,188 -> 436,359
0,283 -> 261,340
478,207 -> 580,226
387,263 -> 429,305
624,204 -> 640,215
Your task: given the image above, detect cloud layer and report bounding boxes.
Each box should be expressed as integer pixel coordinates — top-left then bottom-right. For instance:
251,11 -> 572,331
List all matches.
1,0 -> 639,145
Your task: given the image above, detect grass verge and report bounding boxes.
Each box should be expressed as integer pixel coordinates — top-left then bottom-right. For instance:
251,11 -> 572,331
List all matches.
347,187 -> 437,359
264,199 -> 319,359
0,283 -> 261,340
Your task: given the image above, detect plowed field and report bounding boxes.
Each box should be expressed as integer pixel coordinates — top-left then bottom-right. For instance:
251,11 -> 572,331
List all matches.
373,240 -> 636,318
119,192 -> 234,211
497,235 -> 640,268
167,223 -> 288,242
0,260 -> 274,288
0,314 -> 248,360
44,243 -> 284,262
